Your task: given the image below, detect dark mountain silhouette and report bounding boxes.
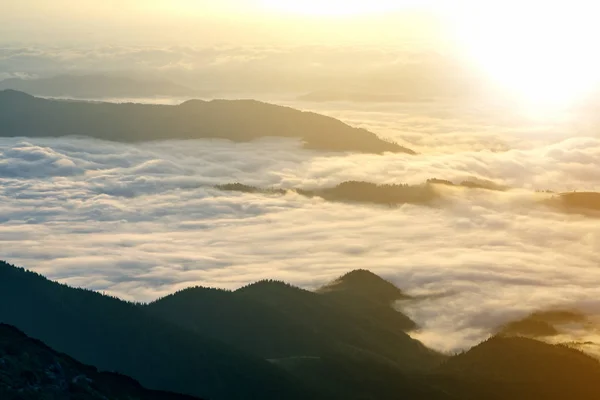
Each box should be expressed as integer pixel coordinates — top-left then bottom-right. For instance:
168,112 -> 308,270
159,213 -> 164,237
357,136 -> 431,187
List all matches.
0,261 -> 311,400
0,324 -> 201,400
318,269 -> 409,303
147,272 -> 447,400
215,178 -> 510,208
0,74 -> 200,99
217,181 -> 441,206
0,90 -> 413,154
434,335 -> 600,400
5,259 -> 600,400
147,272 -> 438,371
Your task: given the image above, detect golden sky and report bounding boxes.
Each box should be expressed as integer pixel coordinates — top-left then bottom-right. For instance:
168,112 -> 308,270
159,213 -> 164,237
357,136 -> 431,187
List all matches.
3,0 -> 600,109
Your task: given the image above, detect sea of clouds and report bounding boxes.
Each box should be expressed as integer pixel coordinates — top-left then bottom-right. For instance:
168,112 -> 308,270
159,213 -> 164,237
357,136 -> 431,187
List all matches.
1,125 -> 599,353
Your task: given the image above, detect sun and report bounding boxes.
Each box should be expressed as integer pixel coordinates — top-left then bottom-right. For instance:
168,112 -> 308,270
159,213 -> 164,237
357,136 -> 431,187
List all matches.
448,1 -> 600,112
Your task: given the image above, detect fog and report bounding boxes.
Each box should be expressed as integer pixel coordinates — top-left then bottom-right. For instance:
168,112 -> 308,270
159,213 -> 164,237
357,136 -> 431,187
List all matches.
0,109 -> 598,352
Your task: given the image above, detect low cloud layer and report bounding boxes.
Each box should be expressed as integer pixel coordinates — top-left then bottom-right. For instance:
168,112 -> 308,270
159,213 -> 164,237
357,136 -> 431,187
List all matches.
0,132 -> 599,353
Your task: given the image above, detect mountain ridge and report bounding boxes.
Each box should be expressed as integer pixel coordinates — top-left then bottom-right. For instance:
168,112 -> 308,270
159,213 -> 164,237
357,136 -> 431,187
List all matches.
0,90 -> 413,154
0,260 -> 312,400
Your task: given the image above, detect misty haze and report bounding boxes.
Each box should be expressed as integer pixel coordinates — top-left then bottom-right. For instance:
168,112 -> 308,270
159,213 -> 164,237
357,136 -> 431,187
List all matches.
1,1 -> 600,399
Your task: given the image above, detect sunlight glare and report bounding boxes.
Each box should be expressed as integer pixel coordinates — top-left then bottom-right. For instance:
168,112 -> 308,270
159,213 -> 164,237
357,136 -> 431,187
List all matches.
449,2 -> 600,112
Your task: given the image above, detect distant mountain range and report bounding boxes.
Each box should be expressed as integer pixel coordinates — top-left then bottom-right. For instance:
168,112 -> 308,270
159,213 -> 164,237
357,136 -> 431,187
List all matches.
216,180 -> 600,219
216,178 -> 508,208
0,75 -> 201,99
0,90 -> 412,154
2,260 -> 600,399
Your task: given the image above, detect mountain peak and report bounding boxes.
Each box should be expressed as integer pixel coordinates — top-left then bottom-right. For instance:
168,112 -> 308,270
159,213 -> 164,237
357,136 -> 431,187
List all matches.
236,279 -> 307,296
340,269 -> 384,281
318,270 -> 409,301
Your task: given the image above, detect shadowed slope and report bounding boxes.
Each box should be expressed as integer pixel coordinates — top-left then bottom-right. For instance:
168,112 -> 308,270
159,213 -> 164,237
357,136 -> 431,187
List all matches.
0,324 -> 201,400
148,272 -> 440,371
147,274 -> 446,400
0,90 -> 413,154
0,261 -> 310,400
318,269 -> 410,303
435,336 -> 600,400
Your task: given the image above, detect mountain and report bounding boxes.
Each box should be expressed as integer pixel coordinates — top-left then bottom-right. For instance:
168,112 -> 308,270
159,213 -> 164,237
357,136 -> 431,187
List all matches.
0,90 -> 413,154
434,335 -> 600,400
147,271 -> 437,369
147,272 -> 447,400
215,179 -> 514,208
0,74 -> 199,99
4,259 -> 600,399
318,269 -> 410,303
0,261 -> 311,400
0,324 -> 201,400
427,178 -> 509,191
217,181 -> 441,206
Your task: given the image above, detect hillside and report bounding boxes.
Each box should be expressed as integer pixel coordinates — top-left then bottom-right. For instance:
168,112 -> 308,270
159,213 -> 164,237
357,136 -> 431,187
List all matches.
0,90 -> 413,154
0,261 -> 310,400
434,336 -> 600,400
216,181 -> 441,206
147,272 -> 447,400
0,324 -> 201,400
5,259 -> 600,399
147,271 -> 435,370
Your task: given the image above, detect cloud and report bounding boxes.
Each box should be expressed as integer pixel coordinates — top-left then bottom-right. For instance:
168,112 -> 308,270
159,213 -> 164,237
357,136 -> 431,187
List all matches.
0,133 -> 599,355
0,141 -> 82,178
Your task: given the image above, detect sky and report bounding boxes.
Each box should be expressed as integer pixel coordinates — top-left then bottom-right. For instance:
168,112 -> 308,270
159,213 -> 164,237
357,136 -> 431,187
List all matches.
3,0 -> 600,354
4,0 -> 600,109
1,0 -> 448,46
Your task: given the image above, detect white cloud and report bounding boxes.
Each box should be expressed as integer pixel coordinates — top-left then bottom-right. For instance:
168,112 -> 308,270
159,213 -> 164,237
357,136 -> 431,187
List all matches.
0,133 -> 599,354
